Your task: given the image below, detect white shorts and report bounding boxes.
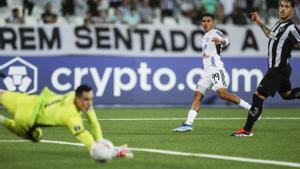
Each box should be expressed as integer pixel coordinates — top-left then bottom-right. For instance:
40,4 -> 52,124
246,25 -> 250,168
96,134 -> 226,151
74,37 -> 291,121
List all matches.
195,68 -> 230,95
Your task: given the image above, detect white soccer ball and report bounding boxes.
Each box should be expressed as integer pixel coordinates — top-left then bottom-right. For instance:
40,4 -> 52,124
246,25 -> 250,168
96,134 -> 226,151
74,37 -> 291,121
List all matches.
90,139 -> 114,163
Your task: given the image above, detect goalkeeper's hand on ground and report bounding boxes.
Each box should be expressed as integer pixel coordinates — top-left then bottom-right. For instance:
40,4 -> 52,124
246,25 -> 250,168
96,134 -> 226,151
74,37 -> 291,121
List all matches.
113,145 -> 133,158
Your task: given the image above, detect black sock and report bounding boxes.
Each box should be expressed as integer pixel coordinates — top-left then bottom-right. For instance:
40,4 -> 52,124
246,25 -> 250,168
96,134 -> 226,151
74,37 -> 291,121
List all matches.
243,94 -> 264,131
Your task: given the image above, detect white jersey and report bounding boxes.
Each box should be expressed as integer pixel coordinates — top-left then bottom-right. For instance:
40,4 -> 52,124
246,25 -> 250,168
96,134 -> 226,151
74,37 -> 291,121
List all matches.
201,29 -> 229,70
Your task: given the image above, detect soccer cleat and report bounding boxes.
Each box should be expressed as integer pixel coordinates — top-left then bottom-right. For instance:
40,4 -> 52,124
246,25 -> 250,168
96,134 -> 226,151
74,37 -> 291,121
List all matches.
231,128 -> 254,137
173,123 -> 193,132
114,145 -> 133,158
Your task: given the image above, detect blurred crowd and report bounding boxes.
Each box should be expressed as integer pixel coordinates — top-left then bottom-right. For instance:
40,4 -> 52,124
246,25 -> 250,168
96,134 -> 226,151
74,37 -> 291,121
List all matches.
0,0 -> 299,26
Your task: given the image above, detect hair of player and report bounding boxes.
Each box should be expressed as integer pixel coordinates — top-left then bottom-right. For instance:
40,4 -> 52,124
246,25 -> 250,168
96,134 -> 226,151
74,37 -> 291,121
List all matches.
202,13 -> 215,20
280,0 -> 295,8
75,84 -> 92,97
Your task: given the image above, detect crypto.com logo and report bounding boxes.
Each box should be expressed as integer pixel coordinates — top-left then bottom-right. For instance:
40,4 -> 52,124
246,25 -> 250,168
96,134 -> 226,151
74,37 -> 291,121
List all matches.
0,57 -> 38,93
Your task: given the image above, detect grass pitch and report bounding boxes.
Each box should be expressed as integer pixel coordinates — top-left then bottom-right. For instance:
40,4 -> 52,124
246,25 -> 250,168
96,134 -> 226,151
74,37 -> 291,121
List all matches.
0,108 -> 300,169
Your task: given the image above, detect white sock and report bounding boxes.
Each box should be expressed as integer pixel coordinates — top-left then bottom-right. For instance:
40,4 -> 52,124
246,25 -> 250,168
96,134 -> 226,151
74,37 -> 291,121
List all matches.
0,115 -> 5,123
239,99 -> 251,110
185,109 -> 197,125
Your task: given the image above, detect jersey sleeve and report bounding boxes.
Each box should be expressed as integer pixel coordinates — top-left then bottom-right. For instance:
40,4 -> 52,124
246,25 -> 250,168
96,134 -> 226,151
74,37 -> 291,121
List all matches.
75,130 -> 96,150
65,115 -> 96,150
65,115 -> 85,135
290,25 -> 300,44
215,30 -> 229,47
85,108 -> 103,141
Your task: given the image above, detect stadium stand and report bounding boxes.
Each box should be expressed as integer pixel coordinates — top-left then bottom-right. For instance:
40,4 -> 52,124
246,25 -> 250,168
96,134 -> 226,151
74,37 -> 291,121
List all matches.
0,0 -> 299,26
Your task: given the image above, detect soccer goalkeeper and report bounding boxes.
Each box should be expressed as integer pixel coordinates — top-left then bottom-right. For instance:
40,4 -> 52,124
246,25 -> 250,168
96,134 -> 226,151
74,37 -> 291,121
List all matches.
0,83 -> 130,158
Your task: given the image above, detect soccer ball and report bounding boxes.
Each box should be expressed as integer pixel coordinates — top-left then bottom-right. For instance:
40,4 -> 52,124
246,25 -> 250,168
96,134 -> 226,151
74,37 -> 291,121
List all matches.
90,139 -> 114,163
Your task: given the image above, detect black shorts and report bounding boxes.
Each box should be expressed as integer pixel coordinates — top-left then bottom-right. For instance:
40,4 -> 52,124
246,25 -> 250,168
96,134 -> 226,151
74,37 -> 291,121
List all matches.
257,64 -> 292,97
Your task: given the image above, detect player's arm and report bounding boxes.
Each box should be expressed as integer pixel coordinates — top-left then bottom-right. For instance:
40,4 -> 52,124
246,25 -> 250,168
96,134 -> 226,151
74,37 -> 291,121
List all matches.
212,31 -> 229,48
75,130 -> 96,149
85,109 -> 103,141
66,117 -> 95,150
220,37 -> 229,47
250,12 -> 271,37
291,26 -> 300,48
212,37 -> 229,46
258,23 -> 271,38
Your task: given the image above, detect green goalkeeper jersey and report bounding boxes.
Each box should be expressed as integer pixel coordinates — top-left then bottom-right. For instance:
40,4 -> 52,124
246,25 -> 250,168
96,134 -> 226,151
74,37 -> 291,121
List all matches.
36,87 -> 103,148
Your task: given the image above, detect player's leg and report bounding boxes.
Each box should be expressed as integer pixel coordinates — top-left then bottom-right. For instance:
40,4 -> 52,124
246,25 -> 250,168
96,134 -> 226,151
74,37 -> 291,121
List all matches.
0,91 -> 19,134
187,91 -> 204,125
212,69 -> 251,110
0,91 -> 41,141
277,65 -> 300,100
280,88 -> 300,99
0,116 -> 41,141
173,91 -> 204,132
0,91 -> 26,138
0,90 -> 21,135
0,117 -> 17,133
243,91 -> 266,129
0,117 -> 27,138
278,80 -> 300,100
173,76 -> 211,132
215,88 -> 251,110
1,91 -> 19,114
231,91 -> 267,137
232,69 -> 281,136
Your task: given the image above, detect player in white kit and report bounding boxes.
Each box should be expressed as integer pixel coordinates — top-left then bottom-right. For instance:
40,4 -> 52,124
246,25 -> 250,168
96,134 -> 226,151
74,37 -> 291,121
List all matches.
173,13 -> 252,132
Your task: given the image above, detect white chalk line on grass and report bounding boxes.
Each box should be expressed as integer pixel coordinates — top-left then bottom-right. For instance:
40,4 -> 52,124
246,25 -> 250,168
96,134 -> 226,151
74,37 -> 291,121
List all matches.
0,139 -> 300,168
95,117 -> 300,121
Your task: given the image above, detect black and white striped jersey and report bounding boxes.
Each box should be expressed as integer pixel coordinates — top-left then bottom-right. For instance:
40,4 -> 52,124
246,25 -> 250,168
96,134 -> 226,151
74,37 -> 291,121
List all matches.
267,20 -> 300,68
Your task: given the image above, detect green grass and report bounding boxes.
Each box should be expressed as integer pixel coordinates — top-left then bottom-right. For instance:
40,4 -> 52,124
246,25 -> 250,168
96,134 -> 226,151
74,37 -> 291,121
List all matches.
0,108 -> 300,169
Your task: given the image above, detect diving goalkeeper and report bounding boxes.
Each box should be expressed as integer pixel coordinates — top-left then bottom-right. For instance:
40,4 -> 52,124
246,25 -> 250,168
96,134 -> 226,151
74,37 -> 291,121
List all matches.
0,84 -> 130,158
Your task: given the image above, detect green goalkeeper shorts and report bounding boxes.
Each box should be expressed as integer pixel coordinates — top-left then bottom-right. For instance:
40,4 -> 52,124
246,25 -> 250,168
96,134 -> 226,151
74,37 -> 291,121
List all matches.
2,91 -> 42,135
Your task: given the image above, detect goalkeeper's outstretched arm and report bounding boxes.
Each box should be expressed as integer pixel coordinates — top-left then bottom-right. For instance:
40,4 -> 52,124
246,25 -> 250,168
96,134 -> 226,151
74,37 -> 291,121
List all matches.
85,109 -> 103,141
66,118 -> 96,150
75,130 -> 96,150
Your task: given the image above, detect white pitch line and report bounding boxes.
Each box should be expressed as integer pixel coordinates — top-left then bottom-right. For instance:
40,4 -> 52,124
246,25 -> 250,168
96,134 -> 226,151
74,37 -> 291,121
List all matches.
130,148 -> 300,168
95,117 -> 300,121
0,140 -> 30,143
0,139 -> 300,168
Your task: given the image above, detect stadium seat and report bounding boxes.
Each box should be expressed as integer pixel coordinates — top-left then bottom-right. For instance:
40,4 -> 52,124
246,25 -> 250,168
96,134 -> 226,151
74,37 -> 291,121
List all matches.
178,15 -> 192,25
32,6 -> 44,18
25,16 -> 38,25
108,8 -> 115,17
163,17 -> 177,25
6,0 -> 23,9
0,7 -> 10,18
68,16 -> 84,25
0,17 -> 5,25
57,16 -> 67,24
152,17 -> 161,24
